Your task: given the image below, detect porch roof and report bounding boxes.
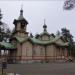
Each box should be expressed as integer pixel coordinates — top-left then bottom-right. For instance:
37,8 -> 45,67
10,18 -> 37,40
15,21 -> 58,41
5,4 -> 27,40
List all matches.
0,42 -> 16,50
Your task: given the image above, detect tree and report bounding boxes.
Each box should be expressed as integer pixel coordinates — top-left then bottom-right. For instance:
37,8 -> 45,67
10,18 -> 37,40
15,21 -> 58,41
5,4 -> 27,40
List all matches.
0,9 -> 11,42
30,33 -> 33,38
56,30 -> 61,36
4,28 -> 11,42
61,28 -> 75,56
63,0 -> 75,10
0,27 -> 5,41
61,28 -> 73,42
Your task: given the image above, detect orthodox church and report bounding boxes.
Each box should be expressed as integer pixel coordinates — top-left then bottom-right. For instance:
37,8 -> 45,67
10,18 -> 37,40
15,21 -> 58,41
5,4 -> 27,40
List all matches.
0,8 -> 71,63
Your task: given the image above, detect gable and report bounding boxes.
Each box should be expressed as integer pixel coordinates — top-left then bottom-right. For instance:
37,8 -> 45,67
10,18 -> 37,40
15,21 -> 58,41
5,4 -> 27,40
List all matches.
41,34 -> 49,41
22,41 -> 32,48
54,37 -> 69,46
55,38 -> 65,44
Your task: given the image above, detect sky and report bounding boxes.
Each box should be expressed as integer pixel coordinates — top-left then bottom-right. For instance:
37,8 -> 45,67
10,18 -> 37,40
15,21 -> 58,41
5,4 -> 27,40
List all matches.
0,0 -> 75,40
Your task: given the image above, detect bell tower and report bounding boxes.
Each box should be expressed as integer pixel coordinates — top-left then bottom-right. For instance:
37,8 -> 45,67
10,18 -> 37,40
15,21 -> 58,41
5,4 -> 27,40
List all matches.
13,8 -> 28,38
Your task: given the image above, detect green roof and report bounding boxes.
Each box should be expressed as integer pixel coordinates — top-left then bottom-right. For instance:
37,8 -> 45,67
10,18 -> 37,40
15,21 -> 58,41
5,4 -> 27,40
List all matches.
30,36 -> 69,46
55,42 -> 69,47
0,36 -> 68,50
30,38 -> 51,45
0,42 -> 16,49
13,36 -> 69,46
14,36 -> 25,43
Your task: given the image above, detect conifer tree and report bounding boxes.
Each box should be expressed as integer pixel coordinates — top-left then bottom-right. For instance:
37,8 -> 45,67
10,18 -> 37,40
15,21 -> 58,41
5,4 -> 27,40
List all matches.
64,0 -> 75,10
61,28 -> 75,56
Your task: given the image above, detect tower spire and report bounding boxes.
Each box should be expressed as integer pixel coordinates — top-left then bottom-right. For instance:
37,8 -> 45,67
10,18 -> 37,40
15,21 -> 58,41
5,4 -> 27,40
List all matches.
18,5 -> 24,20
20,7 -> 23,17
43,19 -> 47,32
20,4 -> 23,15
21,4 -> 23,10
44,19 -> 45,25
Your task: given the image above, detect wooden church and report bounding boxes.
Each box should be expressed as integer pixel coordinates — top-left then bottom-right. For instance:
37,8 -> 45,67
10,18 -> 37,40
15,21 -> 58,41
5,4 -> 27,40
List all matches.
0,8 -> 71,63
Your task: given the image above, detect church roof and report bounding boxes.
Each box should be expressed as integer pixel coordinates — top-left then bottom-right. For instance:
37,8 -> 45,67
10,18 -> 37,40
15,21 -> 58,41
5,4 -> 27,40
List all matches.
13,8 -> 28,25
18,8 -> 28,24
0,35 -> 69,50
55,42 -> 69,46
30,36 -> 69,46
13,36 -> 69,46
18,9 -> 24,20
14,36 -> 25,43
0,42 -> 16,50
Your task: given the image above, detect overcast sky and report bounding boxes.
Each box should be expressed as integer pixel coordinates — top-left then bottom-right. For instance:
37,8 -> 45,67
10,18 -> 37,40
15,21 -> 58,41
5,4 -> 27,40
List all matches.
0,1 -> 75,40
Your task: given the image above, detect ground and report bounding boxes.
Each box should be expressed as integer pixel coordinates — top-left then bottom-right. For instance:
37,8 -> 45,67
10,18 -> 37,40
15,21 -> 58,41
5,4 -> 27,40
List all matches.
0,62 -> 75,75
